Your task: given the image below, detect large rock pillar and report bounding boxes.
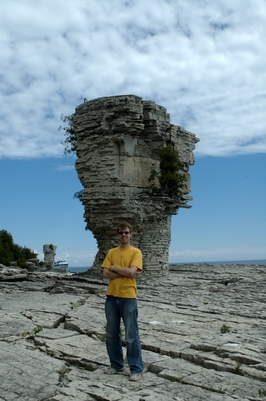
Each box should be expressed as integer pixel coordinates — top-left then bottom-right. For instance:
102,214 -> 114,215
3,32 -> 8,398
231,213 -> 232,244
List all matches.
73,95 -> 199,275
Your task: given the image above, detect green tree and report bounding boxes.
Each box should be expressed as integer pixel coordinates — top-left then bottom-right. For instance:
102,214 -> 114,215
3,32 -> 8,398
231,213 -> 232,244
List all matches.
59,99 -> 88,155
0,243 -> 11,266
0,230 -> 37,266
59,110 -> 85,200
12,243 -> 22,261
148,146 -> 187,199
59,113 -> 77,155
0,229 -> 13,248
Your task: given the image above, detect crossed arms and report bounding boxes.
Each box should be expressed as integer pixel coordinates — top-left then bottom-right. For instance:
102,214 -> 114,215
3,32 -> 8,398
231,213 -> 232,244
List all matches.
102,265 -> 138,280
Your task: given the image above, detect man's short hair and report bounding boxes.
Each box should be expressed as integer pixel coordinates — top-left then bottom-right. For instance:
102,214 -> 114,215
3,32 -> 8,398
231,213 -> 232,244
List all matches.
117,221 -> 133,233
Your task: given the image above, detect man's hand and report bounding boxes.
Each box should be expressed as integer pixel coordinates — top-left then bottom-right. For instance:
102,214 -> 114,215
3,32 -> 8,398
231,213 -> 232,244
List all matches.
110,265 -> 138,278
102,265 -> 138,280
103,268 -> 121,280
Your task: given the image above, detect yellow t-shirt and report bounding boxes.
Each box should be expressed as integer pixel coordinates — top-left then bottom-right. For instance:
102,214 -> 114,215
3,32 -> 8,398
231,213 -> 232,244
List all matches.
101,246 -> 142,298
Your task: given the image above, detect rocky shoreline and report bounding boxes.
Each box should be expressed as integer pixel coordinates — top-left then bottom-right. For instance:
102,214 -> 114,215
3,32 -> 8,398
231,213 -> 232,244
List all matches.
0,262 -> 265,400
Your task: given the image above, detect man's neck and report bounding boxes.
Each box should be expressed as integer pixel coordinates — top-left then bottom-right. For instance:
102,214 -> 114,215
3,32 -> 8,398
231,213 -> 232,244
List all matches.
119,243 -> 131,249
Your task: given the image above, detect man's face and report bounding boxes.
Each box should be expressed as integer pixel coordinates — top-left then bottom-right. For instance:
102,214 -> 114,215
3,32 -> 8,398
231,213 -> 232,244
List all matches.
117,227 -> 132,244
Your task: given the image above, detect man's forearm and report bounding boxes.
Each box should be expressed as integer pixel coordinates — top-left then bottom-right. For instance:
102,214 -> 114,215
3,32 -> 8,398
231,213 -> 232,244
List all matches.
103,268 -> 121,280
110,265 -> 137,278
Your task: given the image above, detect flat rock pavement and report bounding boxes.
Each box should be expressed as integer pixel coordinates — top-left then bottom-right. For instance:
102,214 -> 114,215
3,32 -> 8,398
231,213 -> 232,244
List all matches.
0,263 -> 265,400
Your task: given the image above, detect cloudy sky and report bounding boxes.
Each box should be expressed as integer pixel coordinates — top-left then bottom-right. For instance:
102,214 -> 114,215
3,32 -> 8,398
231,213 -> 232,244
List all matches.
1,0 -> 265,268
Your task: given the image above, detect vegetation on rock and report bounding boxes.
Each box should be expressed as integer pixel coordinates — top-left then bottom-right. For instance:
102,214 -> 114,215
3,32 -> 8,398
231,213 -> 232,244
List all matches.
59,99 -> 87,155
0,230 -> 37,267
148,146 -> 187,199
59,110 -> 84,200
221,324 -> 230,334
59,113 -> 76,155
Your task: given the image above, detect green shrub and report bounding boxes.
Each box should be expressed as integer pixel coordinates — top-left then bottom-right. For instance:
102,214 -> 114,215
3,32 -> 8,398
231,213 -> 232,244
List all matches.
171,376 -> 183,383
59,113 -> 77,155
59,112 -> 85,200
221,324 -> 230,334
33,325 -> 43,334
234,362 -> 243,376
258,389 -> 266,397
148,146 -> 186,199
17,258 -> 27,268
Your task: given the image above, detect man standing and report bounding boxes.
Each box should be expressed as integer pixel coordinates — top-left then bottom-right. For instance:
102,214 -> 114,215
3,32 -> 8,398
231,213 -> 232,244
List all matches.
101,221 -> 143,381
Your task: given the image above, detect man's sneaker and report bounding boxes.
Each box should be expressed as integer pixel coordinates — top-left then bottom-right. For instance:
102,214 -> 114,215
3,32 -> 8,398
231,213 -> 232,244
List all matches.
129,373 -> 142,381
104,367 -> 125,375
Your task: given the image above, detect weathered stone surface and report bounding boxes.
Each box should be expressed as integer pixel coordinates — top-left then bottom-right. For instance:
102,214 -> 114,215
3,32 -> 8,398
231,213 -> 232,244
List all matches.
0,341 -> 66,400
0,263 -> 265,400
43,243 -> 57,267
73,95 -> 199,275
0,265 -> 29,281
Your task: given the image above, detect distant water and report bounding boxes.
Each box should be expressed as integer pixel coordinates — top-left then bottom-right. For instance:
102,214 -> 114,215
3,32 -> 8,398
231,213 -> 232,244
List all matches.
68,266 -> 92,273
171,259 -> 266,266
68,259 -> 266,273
183,259 -> 266,265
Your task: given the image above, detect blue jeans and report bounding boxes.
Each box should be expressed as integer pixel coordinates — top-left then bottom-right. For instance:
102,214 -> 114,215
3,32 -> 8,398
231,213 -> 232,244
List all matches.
105,296 -> 143,374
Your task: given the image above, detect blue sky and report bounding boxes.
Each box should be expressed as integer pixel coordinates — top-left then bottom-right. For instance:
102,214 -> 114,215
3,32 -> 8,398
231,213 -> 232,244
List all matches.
0,0 -> 265,266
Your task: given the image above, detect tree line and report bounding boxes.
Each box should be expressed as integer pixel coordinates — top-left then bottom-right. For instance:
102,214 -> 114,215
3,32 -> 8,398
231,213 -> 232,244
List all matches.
0,230 -> 38,267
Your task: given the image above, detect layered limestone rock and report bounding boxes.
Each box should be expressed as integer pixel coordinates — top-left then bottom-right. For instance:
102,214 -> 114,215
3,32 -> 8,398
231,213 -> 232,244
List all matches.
43,244 -> 57,267
0,263 -> 265,400
74,95 -> 199,274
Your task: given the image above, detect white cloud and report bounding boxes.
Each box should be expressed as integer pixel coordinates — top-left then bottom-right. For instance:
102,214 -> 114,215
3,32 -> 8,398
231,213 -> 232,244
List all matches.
0,0 -> 266,158
66,251 -> 96,267
54,164 -> 75,172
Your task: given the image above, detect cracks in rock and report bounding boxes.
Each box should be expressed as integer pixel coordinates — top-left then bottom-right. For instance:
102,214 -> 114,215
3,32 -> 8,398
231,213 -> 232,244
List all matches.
217,278 -> 239,286
141,341 -> 266,384
2,265 -> 265,401
54,314 -> 66,328
57,366 -> 72,387
21,310 -> 67,329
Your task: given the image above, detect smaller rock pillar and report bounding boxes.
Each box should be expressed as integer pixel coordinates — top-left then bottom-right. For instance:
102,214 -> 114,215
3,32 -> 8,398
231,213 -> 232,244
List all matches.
43,244 -> 57,267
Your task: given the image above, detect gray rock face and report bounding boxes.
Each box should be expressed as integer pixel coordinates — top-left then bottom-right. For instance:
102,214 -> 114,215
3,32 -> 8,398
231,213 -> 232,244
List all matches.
73,95 -> 199,275
43,244 -> 57,266
0,263 -> 265,400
